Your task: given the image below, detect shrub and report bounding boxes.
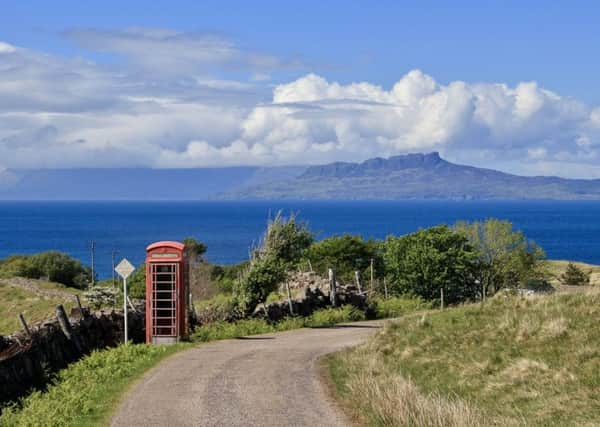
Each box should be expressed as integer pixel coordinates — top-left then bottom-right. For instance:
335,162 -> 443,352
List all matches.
305,235 -> 383,283
235,212 -> 313,314
454,219 -> 546,296
384,226 -> 479,304
195,294 -> 242,324
123,264 -> 146,299
0,251 -> 91,288
559,262 -> 591,286
84,286 -> 118,309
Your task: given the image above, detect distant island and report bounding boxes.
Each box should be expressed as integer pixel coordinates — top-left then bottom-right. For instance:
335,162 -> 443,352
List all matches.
2,152 -> 600,200
219,152 -> 600,200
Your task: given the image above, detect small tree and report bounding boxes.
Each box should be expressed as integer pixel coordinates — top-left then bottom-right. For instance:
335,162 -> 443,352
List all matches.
305,235 -> 383,283
235,212 -> 313,315
454,219 -> 546,298
560,262 -> 591,286
384,226 -> 479,304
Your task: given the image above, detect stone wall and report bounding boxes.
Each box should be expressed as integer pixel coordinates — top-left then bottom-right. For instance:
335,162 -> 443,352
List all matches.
256,272 -> 370,321
0,308 -> 144,405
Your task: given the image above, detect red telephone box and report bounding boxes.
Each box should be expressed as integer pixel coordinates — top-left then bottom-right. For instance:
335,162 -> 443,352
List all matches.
145,241 -> 189,344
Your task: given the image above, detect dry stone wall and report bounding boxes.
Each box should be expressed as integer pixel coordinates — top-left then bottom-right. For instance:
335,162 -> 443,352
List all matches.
0,308 -> 144,405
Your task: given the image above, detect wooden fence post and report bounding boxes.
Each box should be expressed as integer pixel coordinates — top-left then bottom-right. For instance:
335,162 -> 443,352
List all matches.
329,268 -> 337,307
56,305 -> 83,352
285,281 -> 294,315
75,294 -> 84,316
440,288 -> 445,310
354,270 -> 362,293
19,313 -> 31,336
383,277 -> 389,299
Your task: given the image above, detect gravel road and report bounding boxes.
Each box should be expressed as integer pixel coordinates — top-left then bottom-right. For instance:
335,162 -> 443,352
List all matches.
110,321 -> 383,427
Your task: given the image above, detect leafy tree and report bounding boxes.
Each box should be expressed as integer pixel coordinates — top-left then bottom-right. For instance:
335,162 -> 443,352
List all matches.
306,235 -> 383,283
235,212 -> 313,314
454,219 -> 546,298
559,262 -> 591,286
384,226 -> 479,304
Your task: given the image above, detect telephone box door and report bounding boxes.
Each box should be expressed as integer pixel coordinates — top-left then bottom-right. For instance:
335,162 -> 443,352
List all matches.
149,263 -> 178,343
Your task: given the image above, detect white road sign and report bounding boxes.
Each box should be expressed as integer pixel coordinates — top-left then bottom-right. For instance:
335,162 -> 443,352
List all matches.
115,258 -> 135,279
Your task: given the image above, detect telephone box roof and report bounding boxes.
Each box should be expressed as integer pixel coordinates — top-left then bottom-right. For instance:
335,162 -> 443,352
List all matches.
146,241 -> 185,252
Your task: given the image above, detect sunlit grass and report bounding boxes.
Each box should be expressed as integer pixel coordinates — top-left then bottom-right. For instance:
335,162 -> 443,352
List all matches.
327,290 -> 600,426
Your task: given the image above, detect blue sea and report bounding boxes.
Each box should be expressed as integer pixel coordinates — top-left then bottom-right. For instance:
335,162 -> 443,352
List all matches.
0,201 -> 599,279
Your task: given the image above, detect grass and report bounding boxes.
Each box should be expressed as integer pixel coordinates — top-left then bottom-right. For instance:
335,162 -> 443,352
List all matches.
327,290 -> 600,426
0,344 -> 187,427
1,302 -> 385,427
0,282 -> 75,336
546,260 -> 600,287
191,304 -> 367,342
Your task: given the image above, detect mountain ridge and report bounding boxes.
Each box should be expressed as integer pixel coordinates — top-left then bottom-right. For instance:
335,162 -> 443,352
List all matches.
218,152 -> 600,200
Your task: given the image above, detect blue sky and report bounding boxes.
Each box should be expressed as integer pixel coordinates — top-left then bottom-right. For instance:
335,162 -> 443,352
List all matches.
1,1 -> 600,176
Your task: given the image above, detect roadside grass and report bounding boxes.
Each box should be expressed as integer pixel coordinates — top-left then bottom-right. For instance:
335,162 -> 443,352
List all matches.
2,297 -> 427,426
0,343 -> 188,427
327,290 -> 600,426
371,296 -> 433,318
191,304 -> 367,342
0,282 -> 75,335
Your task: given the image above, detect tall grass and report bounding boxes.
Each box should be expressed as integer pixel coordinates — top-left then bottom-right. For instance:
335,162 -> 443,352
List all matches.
327,290 -> 600,426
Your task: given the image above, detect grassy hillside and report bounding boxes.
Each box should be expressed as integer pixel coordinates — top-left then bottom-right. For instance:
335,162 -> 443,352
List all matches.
327,290 -> 600,426
546,260 -> 600,287
0,278 -> 78,335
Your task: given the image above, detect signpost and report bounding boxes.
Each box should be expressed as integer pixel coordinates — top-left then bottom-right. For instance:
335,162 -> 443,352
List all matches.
115,258 -> 135,345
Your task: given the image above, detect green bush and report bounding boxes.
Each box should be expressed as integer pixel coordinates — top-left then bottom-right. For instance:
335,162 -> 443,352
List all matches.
195,293 -> 242,323
384,226 -> 479,304
123,264 -> 146,299
305,235 -> 383,283
0,252 -> 91,288
210,262 -> 249,294
235,212 -> 313,314
559,262 -> 591,286
455,219 -> 546,296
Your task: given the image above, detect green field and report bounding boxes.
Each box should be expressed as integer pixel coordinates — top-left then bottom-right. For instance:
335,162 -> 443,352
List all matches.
0,279 -> 78,335
327,290 -> 600,426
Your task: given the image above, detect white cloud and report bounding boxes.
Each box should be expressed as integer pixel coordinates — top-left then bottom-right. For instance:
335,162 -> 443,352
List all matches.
0,32 -> 599,177
63,27 -> 287,78
0,42 -> 16,53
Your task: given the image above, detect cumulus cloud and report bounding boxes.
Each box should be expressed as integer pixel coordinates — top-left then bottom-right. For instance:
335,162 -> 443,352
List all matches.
0,32 -> 599,177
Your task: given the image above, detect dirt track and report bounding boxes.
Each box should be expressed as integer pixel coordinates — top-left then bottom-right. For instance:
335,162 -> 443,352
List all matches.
110,321 -> 383,427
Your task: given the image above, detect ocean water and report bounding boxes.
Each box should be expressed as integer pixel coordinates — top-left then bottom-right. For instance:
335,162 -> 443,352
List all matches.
0,201 -> 599,279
